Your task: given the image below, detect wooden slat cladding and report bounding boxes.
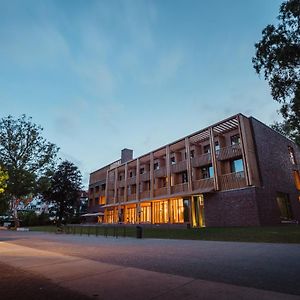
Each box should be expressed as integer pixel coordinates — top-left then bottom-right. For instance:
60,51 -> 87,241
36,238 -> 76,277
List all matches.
171,183 -> 188,194
192,178 -> 214,191
154,167 -> 167,178
220,171 -> 246,190
170,160 -> 187,173
140,190 -> 150,199
217,144 -> 242,161
191,153 -> 211,167
154,187 -> 167,197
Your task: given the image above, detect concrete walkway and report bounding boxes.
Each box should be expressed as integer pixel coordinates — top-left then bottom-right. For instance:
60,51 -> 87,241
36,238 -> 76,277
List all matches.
0,241 -> 299,300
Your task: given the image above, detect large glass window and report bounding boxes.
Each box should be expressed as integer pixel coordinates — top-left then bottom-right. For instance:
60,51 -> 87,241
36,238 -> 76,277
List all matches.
153,200 -> 169,223
276,192 -> 293,220
231,159 -> 244,173
140,204 -> 151,223
170,199 -> 184,223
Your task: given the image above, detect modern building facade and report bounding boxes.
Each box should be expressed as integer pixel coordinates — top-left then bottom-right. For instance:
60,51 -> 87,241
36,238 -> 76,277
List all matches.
88,114 -> 300,227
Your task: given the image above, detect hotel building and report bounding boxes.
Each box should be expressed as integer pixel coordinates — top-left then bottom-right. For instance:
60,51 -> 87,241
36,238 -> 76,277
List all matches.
88,114 -> 300,227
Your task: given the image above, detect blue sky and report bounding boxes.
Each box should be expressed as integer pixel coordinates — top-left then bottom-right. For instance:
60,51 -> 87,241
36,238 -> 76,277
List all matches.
0,0 -> 283,186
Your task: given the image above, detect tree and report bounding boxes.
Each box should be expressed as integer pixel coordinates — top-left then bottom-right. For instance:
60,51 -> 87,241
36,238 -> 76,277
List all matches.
45,160 -> 82,227
0,166 -> 8,194
252,0 -> 300,144
0,115 -> 59,226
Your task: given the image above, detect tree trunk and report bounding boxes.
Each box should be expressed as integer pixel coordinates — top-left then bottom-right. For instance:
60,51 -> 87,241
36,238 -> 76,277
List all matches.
11,197 -> 20,228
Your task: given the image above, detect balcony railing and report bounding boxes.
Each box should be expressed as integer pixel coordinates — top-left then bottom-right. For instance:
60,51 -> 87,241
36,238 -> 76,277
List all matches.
191,153 -> 211,168
127,193 -> 137,201
127,176 -> 136,185
154,187 -> 167,197
192,178 -> 214,192
219,171 -> 246,190
118,180 -> 125,188
217,144 -> 242,161
140,172 -> 150,182
140,190 -> 150,199
171,182 -> 188,194
170,160 -> 187,173
118,195 -> 125,202
154,167 -> 167,178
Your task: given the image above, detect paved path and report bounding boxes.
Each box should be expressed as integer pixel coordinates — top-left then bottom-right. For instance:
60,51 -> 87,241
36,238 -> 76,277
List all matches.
1,230 -> 300,299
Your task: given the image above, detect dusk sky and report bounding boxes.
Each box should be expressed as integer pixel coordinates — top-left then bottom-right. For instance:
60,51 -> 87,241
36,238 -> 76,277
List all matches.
0,0 -> 283,187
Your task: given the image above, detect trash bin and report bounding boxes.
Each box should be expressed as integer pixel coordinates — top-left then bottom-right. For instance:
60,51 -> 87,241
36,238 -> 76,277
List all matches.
136,226 -> 143,239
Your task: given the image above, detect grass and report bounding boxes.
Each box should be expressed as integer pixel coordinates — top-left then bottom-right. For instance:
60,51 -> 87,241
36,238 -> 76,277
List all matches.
27,224 -> 300,244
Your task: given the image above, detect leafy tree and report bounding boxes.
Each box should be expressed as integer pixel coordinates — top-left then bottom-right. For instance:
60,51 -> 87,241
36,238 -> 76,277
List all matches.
45,160 -> 82,227
252,0 -> 300,144
0,166 -> 8,194
0,115 -> 59,226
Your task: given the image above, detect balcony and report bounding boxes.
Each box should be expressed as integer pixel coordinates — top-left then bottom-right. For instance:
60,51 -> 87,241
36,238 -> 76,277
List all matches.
140,190 -> 150,199
127,194 -> 137,201
140,172 -> 150,181
118,195 -> 125,202
118,180 -> 125,188
192,178 -> 214,192
219,171 -> 246,190
154,167 -> 167,178
191,153 -> 211,168
217,144 -> 242,161
127,176 -> 136,185
171,182 -> 188,194
170,160 -> 187,173
154,187 -> 168,197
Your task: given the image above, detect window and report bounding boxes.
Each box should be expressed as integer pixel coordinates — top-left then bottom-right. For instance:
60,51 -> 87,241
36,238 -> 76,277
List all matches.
170,156 -> 176,165
215,141 -> 220,151
129,171 -> 133,178
119,175 -> 123,181
203,145 -> 210,153
89,187 -> 94,193
288,146 -> 297,165
182,171 -> 188,183
190,150 -> 195,158
201,165 -> 214,179
230,134 -> 240,145
231,159 -> 244,173
101,184 -> 106,191
140,167 -> 145,174
154,162 -> 159,170
95,186 -> 99,192
276,192 -> 293,220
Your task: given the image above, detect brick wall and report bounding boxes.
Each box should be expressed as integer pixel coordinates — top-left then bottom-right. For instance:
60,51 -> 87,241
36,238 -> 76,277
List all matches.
250,117 -> 300,225
205,187 -> 260,226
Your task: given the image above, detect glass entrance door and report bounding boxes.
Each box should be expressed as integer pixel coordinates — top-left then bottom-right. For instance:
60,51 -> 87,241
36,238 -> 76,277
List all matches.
191,195 -> 205,227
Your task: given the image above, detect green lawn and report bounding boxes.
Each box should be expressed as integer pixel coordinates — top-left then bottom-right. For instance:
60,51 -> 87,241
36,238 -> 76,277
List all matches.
28,224 -> 300,243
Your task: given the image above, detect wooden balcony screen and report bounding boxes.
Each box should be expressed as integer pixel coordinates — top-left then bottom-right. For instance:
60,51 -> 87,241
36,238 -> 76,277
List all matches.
219,171 -> 246,190
217,144 -> 242,161
171,182 -> 188,194
170,160 -> 187,173
191,153 -> 211,168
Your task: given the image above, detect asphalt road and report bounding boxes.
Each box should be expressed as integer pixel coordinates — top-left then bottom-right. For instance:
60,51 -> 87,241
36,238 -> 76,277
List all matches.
1,230 -> 300,296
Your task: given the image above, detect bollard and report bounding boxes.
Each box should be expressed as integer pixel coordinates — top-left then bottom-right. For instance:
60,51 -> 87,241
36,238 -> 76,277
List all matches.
136,226 -> 143,239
